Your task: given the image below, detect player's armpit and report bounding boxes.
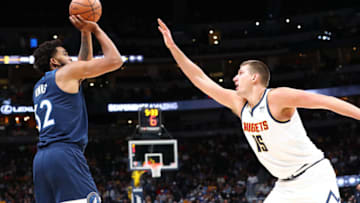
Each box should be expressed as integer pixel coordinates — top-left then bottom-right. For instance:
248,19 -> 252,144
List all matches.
200,82 -> 246,117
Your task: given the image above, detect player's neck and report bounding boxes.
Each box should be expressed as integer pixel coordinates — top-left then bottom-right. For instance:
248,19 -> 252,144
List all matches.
246,86 -> 266,109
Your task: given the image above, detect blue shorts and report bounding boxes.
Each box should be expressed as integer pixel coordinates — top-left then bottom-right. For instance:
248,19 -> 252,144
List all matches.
33,142 -> 99,203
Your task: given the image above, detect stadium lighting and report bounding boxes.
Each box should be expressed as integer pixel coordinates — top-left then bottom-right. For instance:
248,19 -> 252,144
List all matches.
318,31 -> 332,41
29,55 -> 35,64
285,18 -> 290,23
255,21 -> 260,26
208,29 -> 221,46
337,178 -> 344,187
349,177 -> 356,184
0,54 -> 144,65
136,55 -> 144,62
129,55 -> 136,62
336,175 -> 360,187
297,25 -> 302,29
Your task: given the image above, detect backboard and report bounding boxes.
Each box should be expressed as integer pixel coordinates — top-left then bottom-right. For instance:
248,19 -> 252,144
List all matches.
128,139 -> 178,171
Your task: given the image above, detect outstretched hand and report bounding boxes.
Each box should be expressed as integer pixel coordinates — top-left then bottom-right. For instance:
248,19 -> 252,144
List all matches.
69,15 -> 98,33
157,18 -> 176,49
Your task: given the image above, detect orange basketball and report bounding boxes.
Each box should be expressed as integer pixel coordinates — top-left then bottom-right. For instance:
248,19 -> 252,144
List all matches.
69,0 -> 102,22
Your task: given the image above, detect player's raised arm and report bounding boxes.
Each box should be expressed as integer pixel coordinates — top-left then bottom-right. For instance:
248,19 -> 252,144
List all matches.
157,18 -> 245,115
269,87 -> 360,121
78,31 -> 93,61
60,15 -> 123,80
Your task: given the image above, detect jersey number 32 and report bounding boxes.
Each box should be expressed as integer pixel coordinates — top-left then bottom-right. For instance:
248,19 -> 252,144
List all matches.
34,100 -> 55,132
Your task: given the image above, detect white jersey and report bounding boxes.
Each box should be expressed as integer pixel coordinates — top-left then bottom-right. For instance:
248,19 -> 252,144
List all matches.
240,89 -> 324,179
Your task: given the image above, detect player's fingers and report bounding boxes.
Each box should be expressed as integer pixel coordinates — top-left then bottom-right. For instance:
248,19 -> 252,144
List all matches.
73,15 -> 83,24
69,16 -> 78,26
70,15 -> 81,25
158,27 -> 168,36
157,18 -> 169,30
76,15 -> 86,23
69,16 -> 74,23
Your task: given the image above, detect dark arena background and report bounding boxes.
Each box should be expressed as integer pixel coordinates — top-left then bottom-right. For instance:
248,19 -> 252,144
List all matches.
1,0 -> 360,202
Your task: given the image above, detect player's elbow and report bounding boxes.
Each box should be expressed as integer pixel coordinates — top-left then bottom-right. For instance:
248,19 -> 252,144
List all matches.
107,56 -> 124,71
113,54 -> 124,67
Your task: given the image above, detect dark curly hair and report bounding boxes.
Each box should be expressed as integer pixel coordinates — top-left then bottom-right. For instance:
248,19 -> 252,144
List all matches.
33,39 -> 63,74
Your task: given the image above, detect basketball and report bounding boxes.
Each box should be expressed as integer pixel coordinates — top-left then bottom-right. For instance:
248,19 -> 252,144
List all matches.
69,0 -> 102,22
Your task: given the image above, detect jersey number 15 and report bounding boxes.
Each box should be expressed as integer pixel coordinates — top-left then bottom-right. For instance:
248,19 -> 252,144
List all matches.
252,135 -> 268,152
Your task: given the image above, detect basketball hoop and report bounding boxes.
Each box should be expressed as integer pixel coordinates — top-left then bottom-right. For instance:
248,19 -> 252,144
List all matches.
143,162 -> 162,178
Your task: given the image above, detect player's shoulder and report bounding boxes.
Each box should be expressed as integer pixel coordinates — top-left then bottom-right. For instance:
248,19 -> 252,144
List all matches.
268,87 -> 304,99
267,87 -> 304,107
267,87 -> 299,120
56,60 -> 88,80
268,87 -> 296,94
55,65 -> 83,93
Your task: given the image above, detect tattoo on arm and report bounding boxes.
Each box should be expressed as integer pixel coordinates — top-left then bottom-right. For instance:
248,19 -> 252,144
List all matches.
78,32 -> 93,61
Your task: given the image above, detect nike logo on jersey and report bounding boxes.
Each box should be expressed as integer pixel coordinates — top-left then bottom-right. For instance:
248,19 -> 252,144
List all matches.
243,121 -> 269,133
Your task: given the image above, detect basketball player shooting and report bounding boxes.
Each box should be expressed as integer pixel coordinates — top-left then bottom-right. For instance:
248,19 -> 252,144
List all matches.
157,18 -> 360,203
32,15 -> 123,203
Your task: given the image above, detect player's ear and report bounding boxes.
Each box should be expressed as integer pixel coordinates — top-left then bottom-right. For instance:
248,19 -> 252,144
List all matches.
252,73 -> 257,81
50,58 -> 60,67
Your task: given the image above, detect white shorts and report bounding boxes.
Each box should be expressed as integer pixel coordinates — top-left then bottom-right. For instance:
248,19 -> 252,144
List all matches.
264,159 -> 340,203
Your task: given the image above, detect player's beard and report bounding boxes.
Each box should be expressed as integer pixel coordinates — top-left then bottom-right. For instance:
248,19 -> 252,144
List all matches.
58,60 -> 71,68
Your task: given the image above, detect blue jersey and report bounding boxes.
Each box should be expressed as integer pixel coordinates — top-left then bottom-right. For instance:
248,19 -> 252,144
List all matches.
33,69 -> 88,151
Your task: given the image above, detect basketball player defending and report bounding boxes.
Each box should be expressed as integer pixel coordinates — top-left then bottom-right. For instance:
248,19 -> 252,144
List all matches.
157,18 -> 360,203
32,15 -> 123,203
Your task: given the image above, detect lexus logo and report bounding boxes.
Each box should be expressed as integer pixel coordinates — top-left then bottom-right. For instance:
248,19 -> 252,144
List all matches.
0,104 -> 34,115
0,105 -> 12,115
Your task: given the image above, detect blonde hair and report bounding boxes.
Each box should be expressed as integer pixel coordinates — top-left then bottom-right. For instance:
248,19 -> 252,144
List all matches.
240,60 -> 270,87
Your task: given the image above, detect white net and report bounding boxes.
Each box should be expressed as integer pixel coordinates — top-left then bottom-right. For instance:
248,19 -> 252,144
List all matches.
151,164 -> 162,178
144,163 -> 162,178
